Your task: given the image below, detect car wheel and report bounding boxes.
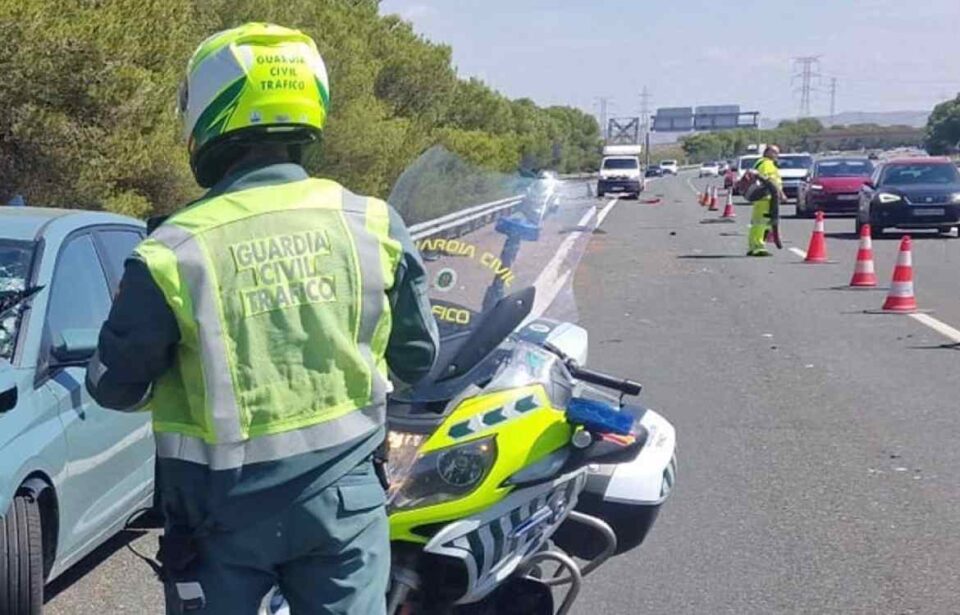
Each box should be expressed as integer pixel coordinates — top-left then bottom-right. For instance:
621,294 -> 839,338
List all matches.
1,495 -> 44,614
795,200 -> 809,218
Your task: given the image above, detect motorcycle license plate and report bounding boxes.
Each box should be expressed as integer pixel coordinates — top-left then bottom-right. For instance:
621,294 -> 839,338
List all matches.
912,208 -> 945,216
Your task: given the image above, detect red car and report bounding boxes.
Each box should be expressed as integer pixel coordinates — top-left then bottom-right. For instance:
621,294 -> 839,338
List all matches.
796,157 -> 874,217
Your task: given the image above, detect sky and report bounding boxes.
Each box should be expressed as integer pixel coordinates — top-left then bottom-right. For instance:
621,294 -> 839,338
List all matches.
379,0 -> 960,122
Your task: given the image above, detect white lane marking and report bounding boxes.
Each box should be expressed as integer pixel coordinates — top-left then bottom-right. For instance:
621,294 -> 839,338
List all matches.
597,197 -> 620,227
525,201 -> 608,322
909,313 -> 960,344
789,247 -> 807,259
685,176 -> 701,195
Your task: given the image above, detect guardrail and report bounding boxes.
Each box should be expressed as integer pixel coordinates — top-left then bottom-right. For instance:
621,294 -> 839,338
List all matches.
407,166 -> 693,242
409,195 -> 524,241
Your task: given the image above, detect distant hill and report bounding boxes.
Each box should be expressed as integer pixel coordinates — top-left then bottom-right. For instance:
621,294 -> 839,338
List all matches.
762,110 -> 930,129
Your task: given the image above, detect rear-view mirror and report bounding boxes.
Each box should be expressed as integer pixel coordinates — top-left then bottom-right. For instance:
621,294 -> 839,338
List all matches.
51,328 -> 99,364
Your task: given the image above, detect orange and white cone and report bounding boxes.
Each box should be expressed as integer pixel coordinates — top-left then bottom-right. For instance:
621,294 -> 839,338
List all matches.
708,187 -> 719,211
699,189 -> 707,206
880,235 -> 918,313
849,224 -> 877,287
720,189 -> 736,218
804,210 -> 829,263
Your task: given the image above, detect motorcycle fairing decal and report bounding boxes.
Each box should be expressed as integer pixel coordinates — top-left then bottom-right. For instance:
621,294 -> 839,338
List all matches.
424,472 -> 585,604
447,394 -> 541,440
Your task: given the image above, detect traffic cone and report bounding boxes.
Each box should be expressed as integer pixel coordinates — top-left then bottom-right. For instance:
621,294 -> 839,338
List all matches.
708,187 -> 719,211
699,188 -> 708,207
849,224 -> 877,287
804,210 -> 829,263
720,190 -> 736,218
880,236 -> 918,313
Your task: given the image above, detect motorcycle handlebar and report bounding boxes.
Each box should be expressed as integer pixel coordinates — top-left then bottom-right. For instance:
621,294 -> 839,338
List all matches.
566,362 -> 642,396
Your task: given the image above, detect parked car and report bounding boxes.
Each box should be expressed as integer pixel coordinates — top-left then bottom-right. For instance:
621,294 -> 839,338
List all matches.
731,155 -> 760,195
659,160 -> 679,175
698,161 -> 720,177
777,153 -> 814,201
796,157 -> 874,217
856,157 -> 960,238
645,164 -> 664,178
717,161 -> 730,174
0,207 -> 153,610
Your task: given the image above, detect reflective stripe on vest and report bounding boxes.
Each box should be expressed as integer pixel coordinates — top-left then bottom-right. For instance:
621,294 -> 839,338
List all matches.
136,178 -> 401,463
155,404 -> 385,470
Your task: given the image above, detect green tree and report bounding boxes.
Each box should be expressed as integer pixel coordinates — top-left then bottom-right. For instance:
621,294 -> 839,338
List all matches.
925,95 -> 960,154
0,0 -> 600,218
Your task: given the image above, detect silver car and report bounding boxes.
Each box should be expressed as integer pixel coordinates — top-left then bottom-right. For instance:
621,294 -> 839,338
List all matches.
0,206 -> 154,612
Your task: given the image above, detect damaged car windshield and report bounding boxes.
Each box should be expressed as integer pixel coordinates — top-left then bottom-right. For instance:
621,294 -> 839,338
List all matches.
0,241 -> 36,361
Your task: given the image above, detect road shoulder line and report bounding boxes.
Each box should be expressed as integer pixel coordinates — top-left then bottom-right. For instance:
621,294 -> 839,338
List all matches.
909,312 -> 960,344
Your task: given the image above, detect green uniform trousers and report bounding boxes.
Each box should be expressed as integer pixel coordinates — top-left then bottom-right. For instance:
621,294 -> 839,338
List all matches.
748,197 -> 772,255
163,458 -> 389,615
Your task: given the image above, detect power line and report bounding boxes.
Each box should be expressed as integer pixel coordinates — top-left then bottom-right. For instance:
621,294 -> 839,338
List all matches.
792,56 -> 821,118
639,86 -> 652,133
639,87 -> 652,166
829,77 -> 837,123
594,97 -> 612,141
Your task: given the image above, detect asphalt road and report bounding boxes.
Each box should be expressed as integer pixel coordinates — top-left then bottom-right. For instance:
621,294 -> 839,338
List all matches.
571,172 -> 960,614
45,172 -> 960,613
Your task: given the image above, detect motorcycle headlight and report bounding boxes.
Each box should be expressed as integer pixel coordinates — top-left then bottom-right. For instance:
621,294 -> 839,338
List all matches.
388,436 -> 497,512
877,192 -> 902,204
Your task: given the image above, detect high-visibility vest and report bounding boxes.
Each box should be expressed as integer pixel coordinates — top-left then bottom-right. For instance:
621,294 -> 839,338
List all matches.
135,176 -> 402,470
754,157 -> 782,190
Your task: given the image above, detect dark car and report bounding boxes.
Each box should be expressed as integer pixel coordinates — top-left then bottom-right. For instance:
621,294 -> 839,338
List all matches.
644,165 -> 664,178
856,157 -> 960,238
796,157 -> 874,217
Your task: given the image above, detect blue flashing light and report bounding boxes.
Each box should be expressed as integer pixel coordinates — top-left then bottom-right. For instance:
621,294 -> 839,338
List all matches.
566,397 -> 633,436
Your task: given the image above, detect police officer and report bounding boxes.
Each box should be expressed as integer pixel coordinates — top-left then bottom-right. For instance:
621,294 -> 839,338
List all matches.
86,23 -> 438,614
747,145 -> 786,257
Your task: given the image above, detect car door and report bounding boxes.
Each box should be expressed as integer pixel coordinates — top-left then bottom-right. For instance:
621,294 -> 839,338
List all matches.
41,232 -> 153,562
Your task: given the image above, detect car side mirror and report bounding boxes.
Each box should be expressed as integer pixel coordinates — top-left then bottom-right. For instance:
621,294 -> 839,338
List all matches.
51,328 -> 99,364
864,180 -> 875,189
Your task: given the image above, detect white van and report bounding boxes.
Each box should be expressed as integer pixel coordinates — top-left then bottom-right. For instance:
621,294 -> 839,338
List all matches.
598,156 -> 643,198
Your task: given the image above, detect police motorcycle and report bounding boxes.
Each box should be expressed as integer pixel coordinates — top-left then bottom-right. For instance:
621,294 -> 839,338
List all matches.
264,148 -> 677,614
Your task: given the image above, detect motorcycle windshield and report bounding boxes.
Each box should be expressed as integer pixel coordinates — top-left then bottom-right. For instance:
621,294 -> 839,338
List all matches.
388,146 -> 599,380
